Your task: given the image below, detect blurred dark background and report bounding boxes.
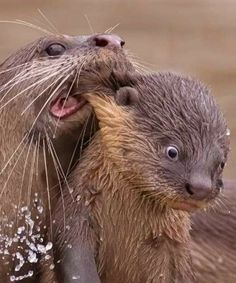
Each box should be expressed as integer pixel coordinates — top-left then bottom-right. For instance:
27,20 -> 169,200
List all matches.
0,0 -> 235,178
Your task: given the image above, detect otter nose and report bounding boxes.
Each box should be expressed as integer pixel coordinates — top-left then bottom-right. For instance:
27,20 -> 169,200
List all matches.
185,175 -> 212,201
94,34 -> 125,49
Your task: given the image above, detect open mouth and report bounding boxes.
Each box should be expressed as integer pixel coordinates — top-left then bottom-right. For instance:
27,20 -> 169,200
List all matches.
50,92 -> 88,119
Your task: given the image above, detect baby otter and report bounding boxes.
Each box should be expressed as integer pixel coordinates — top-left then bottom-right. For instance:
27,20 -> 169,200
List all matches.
0,33 -> 133,282
52,72 -> 229,283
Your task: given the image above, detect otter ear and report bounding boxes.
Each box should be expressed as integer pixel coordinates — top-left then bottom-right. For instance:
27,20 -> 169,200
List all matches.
108,70 -> 140,106
110,70 -> 139,89
115,86 -> 139,106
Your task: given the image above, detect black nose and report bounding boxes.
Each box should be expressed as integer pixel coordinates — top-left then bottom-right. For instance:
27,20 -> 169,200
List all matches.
94,34 -> 125,49
185,175 -> 213,201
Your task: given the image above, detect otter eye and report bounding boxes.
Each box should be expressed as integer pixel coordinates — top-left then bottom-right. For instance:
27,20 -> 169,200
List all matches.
166,146 -> 179,161
45,43 -> 66,56
220,162 -> 225,169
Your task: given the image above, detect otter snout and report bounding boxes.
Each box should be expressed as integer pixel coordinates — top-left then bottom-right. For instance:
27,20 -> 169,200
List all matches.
94,34 -> 125,49
185,173 -> 215,201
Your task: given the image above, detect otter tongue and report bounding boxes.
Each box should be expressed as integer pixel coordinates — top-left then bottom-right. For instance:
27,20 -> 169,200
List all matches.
50,96 -> 82,119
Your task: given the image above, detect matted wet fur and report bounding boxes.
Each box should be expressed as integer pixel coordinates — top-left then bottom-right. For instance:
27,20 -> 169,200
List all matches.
191,179 -> 236,283
0,33 -> 134,282
50,72 -> 229,283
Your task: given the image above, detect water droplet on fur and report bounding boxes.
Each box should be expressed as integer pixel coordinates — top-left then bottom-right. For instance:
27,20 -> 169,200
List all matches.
28,250 -> 38,263
17,226 -> 25,235
46,242 -> 53,251
15,252 -> 24,271
37,206 -> 43,214
45,255 -> 51,260
37,244 -> 47,254
4,249 -> 9,255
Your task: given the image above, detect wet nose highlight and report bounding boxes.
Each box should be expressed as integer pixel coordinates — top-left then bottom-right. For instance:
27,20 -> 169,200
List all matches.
94,34 -> 125,49
185,177 -> 213,201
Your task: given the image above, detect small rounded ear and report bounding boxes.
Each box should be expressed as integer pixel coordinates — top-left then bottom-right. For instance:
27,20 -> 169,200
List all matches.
115,86 -> 139,106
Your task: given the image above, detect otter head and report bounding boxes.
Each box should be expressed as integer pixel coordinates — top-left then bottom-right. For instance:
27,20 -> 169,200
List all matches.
0,35 -> 134,280
87,72 -> 230,212
0,33 -> 134,170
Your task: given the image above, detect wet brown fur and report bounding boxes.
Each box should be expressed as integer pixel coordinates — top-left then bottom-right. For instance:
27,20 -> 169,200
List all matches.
54,95 -> 194,283
191,179 -> 236,283
52,72 -> 229,283
0,34 -> 133,282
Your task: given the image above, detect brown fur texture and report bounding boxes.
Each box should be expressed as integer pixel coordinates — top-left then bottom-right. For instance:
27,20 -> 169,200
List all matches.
0,34 -> 133,282
191,179 -> 236,283
51,72 -> 229,283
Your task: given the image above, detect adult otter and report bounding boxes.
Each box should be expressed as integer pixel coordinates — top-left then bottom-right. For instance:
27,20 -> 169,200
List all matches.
52,72 -> 229,283
0,33 -> 133,282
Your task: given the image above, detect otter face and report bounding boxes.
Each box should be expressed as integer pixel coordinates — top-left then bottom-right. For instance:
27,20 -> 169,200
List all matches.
0,36 -> 133,280
0,34 -> 133,145
130,73 -> 230,211
90,72 -> 229,212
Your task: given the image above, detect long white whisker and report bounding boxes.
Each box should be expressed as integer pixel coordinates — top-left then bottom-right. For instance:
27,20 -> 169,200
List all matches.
52,72 -> 77,137
0,71 -> 72,178
84,14 -> 95,34
0,64 -> 41,93
20,71 -> 67,115
52,58 -> 87,137
79,112 -> 90,158
15,19 -> 53,35
67,112 -> 92,175
65,130 -> 84,178
0,59 -> 70,93
0,132 -> 28,174
27,133 -> 38,206
105,23 -> 120,34
0,67 -> 34,100
37,9 -> 59,34
0,64 -> 50,96
46,133 -> 66,233
0,66 -> 69,111
35,133 -> 41,179
0,20 -> 53,35
0,136 -> 29,199
26,72 -> 73,144
16,133 -> 35,225
46,135 -> 74,200
0,62 -> 33,75
0,58 -> 73,100
42,138 -> 53,239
